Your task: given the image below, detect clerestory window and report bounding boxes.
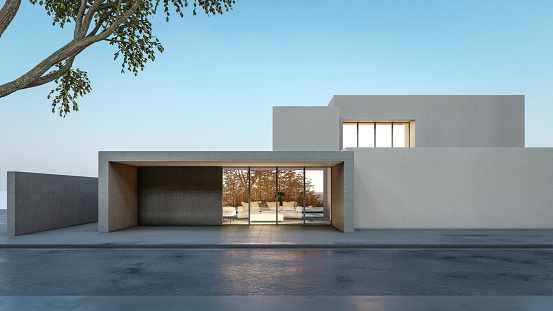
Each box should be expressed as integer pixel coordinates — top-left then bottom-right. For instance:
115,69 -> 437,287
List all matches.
343,121 -> 413,148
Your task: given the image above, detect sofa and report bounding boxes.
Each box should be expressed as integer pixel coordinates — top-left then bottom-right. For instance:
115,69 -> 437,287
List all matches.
236,201 -> 303,219
222,206 -> 236,223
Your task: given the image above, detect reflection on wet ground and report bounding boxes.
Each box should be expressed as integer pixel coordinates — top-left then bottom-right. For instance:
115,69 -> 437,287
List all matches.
0,249 -> 551,295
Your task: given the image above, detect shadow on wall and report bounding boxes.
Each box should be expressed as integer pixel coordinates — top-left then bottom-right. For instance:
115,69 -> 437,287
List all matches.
0,191 -> 5,209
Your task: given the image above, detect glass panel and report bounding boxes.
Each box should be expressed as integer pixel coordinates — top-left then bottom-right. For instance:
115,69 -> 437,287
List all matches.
343,123 -> 357,148
393,123 -> 408,147
250,167 -> 277,224
376,123 -> 392,147
277,168 -> 304,224
305,168 -> 331,225
222,168 -> 250,225
358,123 -> 375,147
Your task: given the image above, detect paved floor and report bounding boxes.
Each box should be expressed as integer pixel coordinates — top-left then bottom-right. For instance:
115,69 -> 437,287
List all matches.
0,296 -> 552,311
1,211 -> 552,248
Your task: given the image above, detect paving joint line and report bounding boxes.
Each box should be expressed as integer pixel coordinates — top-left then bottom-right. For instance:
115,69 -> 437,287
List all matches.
0,244 -> 551,249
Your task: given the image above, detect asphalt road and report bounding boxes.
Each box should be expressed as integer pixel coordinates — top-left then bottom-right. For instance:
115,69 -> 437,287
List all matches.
0,249 -> 551,295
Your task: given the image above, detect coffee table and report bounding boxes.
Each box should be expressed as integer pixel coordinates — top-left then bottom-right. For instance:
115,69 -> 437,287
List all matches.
250,212 -> 284,222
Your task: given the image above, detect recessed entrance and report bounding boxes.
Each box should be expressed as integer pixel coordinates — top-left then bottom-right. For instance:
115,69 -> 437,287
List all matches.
100,151 -> 353,232
222,167 -> 331,225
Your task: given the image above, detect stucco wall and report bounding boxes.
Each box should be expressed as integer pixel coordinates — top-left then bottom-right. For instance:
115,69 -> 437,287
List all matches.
331,95 -> 524,148
273,106 -> 341,151
353,148 -> 553,229
7,172 -> 98,236
138,166 -> 223,225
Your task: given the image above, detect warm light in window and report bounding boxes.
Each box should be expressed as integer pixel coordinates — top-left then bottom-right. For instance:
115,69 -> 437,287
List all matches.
358,123 -> 375,147
343,124 -> 357,148
376,123 -> 392,147
393,123 -> 406,147
343,121 -> 411,148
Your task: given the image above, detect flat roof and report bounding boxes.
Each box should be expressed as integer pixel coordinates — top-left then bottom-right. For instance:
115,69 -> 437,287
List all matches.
99,151 -> 353,167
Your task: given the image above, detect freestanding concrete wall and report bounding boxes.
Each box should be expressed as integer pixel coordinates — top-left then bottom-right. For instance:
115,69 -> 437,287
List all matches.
353,148 -> 553,229
138,167 -> 222,225
7,172 -> 98,236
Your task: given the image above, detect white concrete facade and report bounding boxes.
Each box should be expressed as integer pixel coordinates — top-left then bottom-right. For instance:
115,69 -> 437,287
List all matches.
352,148 -> 553,229
8,94 -> 550,234
274,95 -> 553,229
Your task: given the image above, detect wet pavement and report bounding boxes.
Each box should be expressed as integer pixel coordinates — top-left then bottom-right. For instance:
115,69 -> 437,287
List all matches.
1,211 -> 553,310
0,249 -> 552,295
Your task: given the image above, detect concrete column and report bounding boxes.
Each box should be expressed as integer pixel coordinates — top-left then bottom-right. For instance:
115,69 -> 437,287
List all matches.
323,167 -> 331,220
343,158 -> 355,232
331,160 -> 354,232
99,162 -> 138,232
331,163 -> 345,232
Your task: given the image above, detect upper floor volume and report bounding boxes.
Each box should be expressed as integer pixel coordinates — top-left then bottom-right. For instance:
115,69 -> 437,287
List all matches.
273,95 -> 524,151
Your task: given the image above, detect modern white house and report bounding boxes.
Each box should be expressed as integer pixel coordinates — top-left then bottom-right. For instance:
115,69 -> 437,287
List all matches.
7,95 -> 553,235
274,95 -> 552,231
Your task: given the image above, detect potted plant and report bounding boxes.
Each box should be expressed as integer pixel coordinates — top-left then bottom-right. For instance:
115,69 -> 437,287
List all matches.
276,192 -> 285,206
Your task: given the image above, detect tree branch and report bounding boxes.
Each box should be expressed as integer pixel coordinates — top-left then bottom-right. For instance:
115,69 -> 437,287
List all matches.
76,0 -> 105,39
95,0 -> 142,40
23,56 -> 76,89
74,0 -> 88,38
0,36 -> 100,98
96,1 -> 119,11
86,10 -> 110,37
115,0 -> 124,17
0,0 -> 21,38
0,0 -> 143,98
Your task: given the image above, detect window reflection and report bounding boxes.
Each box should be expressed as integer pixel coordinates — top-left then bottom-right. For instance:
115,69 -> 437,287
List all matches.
278,168 -> 304,225
223,167 -> 331,225
305,168 -> 331,224
222,168 -> 250,224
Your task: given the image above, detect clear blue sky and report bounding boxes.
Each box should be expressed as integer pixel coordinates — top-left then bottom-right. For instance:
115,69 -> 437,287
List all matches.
1,0 -> 552,190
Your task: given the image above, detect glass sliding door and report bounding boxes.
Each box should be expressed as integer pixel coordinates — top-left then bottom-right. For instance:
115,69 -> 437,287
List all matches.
222,168 -> 250,224
223,166 -> 331,226
305,168 -> 331,225
250,167 -> 277,224
277,168 -> 304,224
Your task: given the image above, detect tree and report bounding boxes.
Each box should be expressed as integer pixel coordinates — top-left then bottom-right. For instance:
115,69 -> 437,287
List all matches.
0,0 -> 234,116
222,169 -> 322,208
